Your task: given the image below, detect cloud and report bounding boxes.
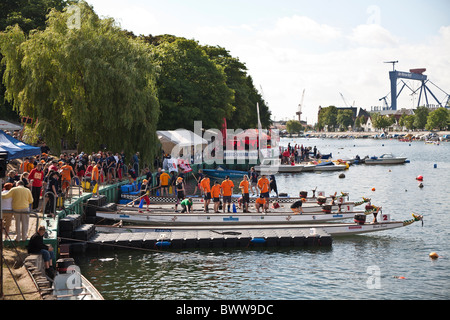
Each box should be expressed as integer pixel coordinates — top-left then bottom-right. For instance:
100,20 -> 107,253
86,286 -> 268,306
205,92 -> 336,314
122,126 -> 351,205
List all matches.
348,24 -> 399,48
267,15 -> 342,42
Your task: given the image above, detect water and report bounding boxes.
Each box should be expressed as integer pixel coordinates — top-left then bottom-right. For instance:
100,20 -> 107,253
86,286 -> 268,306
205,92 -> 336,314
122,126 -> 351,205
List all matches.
74,138 -> 450,300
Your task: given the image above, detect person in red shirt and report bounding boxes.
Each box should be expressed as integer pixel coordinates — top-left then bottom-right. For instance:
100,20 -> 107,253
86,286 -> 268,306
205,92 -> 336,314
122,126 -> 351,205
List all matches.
221,175 -> 234,213
257,174 -> 270,211
28,163 -> 44,210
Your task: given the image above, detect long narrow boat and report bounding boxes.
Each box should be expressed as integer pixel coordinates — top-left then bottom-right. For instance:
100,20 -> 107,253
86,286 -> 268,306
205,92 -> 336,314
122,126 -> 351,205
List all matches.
95,204 -> 378,226
120,191 -> 357,205
94,213 -> 423,236
116,197 -> 368,214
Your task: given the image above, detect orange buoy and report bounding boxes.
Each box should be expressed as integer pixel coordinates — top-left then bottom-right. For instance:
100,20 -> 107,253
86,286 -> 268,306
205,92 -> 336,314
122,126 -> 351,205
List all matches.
429,252 -> 439,259
398,276 -> 406,280
371,187 -> 376,192
416,175 -> 423,181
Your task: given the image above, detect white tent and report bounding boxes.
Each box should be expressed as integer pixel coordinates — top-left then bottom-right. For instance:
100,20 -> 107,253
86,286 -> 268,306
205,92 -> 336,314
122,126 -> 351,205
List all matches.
0,120 -> 22,131
157,130 -> 207,155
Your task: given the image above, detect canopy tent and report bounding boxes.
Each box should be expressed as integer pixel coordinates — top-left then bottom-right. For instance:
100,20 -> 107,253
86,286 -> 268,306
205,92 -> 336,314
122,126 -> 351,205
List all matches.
157,130 -> 208,155
0,130 -> 41,160
232,129 -> 271,148
0,120 -> 22,131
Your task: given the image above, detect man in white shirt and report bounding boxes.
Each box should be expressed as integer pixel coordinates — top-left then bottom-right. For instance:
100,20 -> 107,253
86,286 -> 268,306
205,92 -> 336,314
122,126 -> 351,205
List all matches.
2,180 -> 34,241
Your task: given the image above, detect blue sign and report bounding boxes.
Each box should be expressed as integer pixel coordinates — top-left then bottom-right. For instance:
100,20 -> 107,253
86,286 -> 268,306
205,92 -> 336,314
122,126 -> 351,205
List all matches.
223,216 -> 239,222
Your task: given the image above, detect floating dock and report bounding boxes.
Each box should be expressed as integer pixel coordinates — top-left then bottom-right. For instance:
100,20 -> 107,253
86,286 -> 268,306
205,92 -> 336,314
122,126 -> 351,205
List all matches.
88,227 -> 332,250
58,217 -> 332,252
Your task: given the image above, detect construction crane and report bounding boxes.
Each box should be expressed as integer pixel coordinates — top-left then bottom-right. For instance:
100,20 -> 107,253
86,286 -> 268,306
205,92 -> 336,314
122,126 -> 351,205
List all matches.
384,60 -> 398,71
296,89 -> 305,122
339,92 -> 350,108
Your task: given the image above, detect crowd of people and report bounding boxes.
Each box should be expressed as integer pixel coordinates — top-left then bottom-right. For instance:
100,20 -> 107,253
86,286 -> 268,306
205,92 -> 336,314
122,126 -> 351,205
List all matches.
281,143 -> 323,164
136,166 -> 280,214
1,147 -> 144,241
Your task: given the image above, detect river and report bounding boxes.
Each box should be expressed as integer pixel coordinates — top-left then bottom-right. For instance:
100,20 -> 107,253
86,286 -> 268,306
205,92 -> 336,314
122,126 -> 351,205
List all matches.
74,138 -> 450,300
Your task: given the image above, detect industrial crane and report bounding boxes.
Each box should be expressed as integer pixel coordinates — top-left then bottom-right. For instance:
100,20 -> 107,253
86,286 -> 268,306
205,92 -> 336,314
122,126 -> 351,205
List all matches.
296,89 -> 305,122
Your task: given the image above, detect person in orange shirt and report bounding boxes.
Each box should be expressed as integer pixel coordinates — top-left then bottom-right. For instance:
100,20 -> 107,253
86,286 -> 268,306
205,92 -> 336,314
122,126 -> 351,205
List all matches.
91,162 -> 100,197
200,176 -> 211,212
221,175 -> 234,213
59,163 -> 75,196
255,195 -> 266,213
257,174 -> 270,211
210,180 -> 221,213
239,175 -> 250,213
159,170 -> 170,196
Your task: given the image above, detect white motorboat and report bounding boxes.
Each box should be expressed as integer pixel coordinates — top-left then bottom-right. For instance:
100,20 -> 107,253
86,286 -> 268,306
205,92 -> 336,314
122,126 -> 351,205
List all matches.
254,159 -> 304,174
365,153 -> 407,165
314,161 -> 348,171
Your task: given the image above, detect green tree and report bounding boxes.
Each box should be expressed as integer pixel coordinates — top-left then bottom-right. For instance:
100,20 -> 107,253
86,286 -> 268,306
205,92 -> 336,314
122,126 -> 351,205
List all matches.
413,106 -> 429,129
203,45 -> 271,129
337,109 -> 354,131
0,1 -> 160,163
399,113 -> 415,130
151,37 -> 234,131
286,120 -> 303,135
318,106 -> 338,131
371,113 -> 394,130
0,0 -> 67,122
425,107 -> 449,131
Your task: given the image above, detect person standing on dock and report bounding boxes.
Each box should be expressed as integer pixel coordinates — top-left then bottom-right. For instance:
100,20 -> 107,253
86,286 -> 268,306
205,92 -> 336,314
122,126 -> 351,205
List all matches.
221,175 -> 234,213
138,179 -> 151,213
1,180 -> 34,241
257,174 -> 270,212
159,169 -> 170,196
174,177 -> 185,212
239,175 -> 250,213
200,175 -> 211,213
249,167 -> 259,196
91,162 -> 100,197
29,163 -> 44,211
211,180 -> 221,213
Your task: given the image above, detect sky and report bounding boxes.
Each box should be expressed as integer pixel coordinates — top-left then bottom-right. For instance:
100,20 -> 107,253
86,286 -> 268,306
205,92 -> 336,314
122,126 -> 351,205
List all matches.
85,0 -> 450,125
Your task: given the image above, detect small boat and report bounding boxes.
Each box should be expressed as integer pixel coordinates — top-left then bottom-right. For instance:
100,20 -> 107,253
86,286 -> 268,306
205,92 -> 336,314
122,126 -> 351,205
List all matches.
314,161 -> 347,171
202,167 -> 248,179
120,191 -> 355,204
254,159 -> 304,174
52,258 -> 104,300
95,198 -> 370,226
319,153 -> 332,160
365,153 -> 407,165
94,213 -> 423,237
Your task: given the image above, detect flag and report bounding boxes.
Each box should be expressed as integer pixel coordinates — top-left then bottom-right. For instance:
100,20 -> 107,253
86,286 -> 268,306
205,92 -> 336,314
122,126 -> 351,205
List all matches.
177,159 -> 192,173
167,158 -> 178,173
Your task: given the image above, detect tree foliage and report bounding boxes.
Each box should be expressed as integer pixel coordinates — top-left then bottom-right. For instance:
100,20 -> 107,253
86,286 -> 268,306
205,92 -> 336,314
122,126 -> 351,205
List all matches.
336,109 -> 354,130
425,107 -> 449,131
371,113 -> 394,130
413,106 -> 429,129
317,106 -> 337,131
0,1 -> 160,163
0,0 -> 67,122
203,45 -> 272,129
286,120 -> 303,134
150,37 -> 234,131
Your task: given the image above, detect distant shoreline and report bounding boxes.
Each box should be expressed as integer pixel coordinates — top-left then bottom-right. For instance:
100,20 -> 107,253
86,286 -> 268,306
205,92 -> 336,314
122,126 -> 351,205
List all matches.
284,131 -> 450,139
